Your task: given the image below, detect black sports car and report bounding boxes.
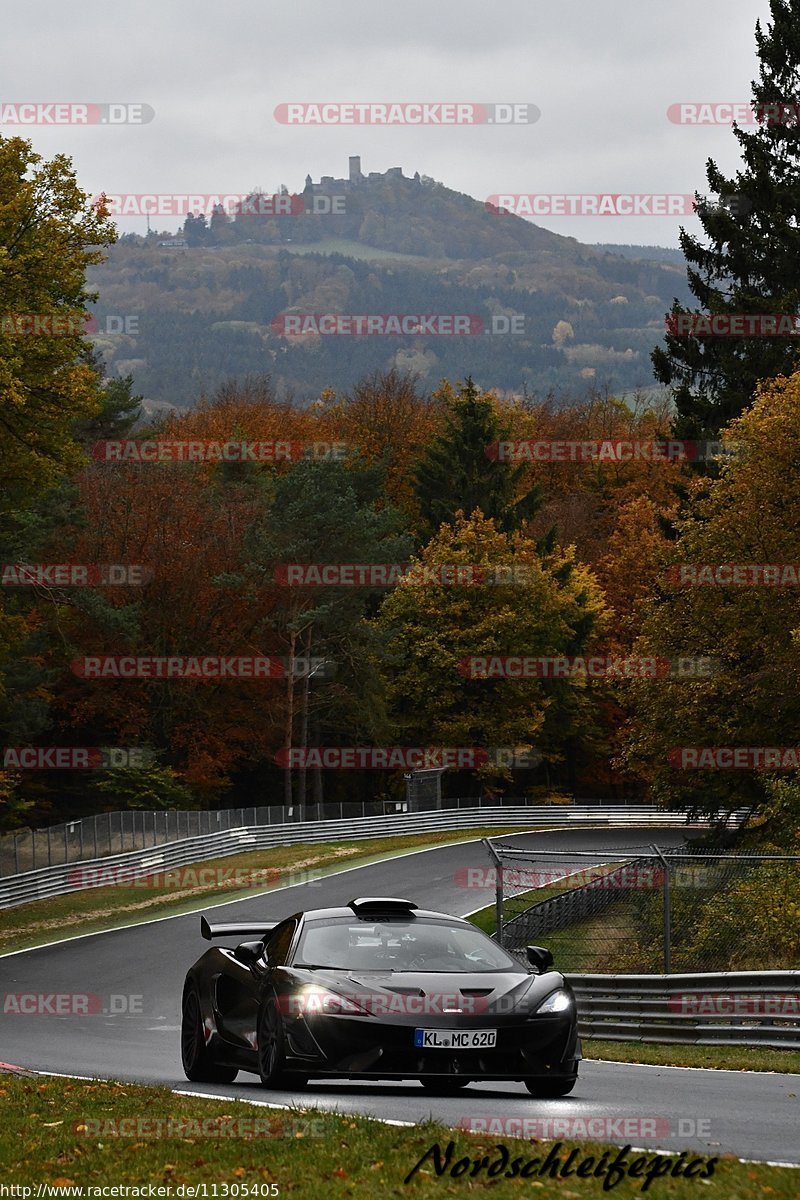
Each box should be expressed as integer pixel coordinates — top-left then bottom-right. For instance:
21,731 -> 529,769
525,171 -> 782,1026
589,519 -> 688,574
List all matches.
181,896 -> 580,1096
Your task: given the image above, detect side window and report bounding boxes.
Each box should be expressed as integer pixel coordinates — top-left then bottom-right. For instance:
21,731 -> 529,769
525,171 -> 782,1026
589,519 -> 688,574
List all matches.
264,920 -> 297,965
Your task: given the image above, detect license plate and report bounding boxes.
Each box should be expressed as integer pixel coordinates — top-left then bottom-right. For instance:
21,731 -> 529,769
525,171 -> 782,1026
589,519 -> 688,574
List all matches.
414,1028 -> 497,1049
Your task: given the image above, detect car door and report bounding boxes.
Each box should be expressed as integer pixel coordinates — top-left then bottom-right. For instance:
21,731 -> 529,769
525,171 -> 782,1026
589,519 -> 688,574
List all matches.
217,919 -> 299,1056
212,926 -> 295,1055
211,942 -> 264,1057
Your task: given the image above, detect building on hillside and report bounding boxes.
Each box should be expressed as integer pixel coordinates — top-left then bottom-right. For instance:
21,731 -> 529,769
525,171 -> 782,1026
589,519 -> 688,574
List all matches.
304,158 -> 409,197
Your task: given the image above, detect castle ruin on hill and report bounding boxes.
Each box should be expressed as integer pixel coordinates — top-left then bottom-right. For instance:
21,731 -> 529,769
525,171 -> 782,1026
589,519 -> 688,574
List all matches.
304,157 -> 421,195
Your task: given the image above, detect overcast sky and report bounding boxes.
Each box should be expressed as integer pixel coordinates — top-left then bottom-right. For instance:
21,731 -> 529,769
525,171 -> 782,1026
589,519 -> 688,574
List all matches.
1,0 -> 773,246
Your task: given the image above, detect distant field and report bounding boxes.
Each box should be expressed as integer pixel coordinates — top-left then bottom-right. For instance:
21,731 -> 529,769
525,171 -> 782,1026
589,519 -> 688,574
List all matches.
276,237 -> 438,264
203,238 -> 437,265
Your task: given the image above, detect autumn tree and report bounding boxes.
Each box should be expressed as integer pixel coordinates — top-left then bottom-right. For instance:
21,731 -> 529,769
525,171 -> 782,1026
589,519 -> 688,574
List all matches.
0,137 -> 116,504
36,460 -> 284,813
322,369 -> 442,524
375,511 -> 607,794
623,371 -> 800,815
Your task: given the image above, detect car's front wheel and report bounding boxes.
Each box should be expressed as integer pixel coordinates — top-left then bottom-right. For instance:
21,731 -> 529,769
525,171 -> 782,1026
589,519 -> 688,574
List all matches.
524,1077 -> 576,1097
257,997 -> 308,1089
420,1077 -> 472,1094
181,984 -> 238,1083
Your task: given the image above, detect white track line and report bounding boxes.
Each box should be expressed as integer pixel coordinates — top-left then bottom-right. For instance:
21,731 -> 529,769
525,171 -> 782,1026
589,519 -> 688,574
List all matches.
5,1066 -> 798,1169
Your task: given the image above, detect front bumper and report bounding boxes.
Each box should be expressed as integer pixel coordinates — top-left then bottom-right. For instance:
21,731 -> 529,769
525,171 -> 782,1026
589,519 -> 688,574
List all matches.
281,1010 -> 580,1080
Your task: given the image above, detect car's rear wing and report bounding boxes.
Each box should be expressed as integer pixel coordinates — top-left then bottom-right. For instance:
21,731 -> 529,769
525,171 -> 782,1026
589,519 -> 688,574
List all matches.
200,915 -> 278,942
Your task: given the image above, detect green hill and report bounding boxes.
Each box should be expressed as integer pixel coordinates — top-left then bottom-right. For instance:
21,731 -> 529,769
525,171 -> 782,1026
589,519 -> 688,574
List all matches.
87,164 -> 691,406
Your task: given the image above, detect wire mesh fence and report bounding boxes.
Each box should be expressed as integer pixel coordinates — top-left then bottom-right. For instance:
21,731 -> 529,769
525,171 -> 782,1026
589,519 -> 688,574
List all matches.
486,840 -> 800,974
0,793 -> 589,877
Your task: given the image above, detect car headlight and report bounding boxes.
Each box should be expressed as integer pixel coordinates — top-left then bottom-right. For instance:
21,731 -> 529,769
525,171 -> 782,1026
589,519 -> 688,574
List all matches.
284,986 -> 368,1018
535,988 -> 573,1015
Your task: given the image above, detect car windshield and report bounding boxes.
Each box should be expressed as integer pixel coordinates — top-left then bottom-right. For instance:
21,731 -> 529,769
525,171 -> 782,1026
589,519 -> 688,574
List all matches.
293,916 -> 523,973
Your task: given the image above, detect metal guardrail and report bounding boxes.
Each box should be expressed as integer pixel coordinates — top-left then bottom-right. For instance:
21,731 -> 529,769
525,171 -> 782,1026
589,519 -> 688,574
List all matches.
0,805 -> 704,910
0,795 -> 614,876
568,971 -> 800,1049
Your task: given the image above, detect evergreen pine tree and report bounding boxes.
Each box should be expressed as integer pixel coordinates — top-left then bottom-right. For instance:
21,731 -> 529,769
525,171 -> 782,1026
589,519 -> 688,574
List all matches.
652,0 -> 800,441
413,377 -> 542,539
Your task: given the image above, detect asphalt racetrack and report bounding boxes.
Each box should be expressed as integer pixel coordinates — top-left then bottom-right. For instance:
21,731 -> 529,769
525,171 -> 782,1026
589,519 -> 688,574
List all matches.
1,827 -> 797,1165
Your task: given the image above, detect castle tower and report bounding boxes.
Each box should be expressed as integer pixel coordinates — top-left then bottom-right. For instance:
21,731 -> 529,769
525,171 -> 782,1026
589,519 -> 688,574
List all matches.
349,156 -> 362,183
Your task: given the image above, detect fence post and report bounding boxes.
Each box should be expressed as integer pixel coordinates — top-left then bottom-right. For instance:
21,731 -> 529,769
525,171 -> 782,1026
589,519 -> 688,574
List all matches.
651,844 -> 671,974
483,838 -> 504,946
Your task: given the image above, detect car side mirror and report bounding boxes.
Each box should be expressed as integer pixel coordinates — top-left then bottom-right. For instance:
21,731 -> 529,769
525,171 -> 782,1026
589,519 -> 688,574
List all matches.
233,940 -> 264,966
526,945 -> 554,974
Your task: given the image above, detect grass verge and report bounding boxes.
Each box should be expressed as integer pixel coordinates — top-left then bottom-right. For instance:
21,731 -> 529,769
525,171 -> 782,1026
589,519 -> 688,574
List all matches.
467,861 -> 628,962
1,1072 -> 796,1197
583,1039 -> 800,1074
0,827 -> 522,956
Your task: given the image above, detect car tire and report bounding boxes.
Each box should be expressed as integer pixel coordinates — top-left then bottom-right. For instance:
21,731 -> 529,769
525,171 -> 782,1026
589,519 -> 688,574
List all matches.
524,1077 -> 576,1097
420,1078 -> 472,1094
257,996 -> 308,1089
181,984 -> 238,1084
